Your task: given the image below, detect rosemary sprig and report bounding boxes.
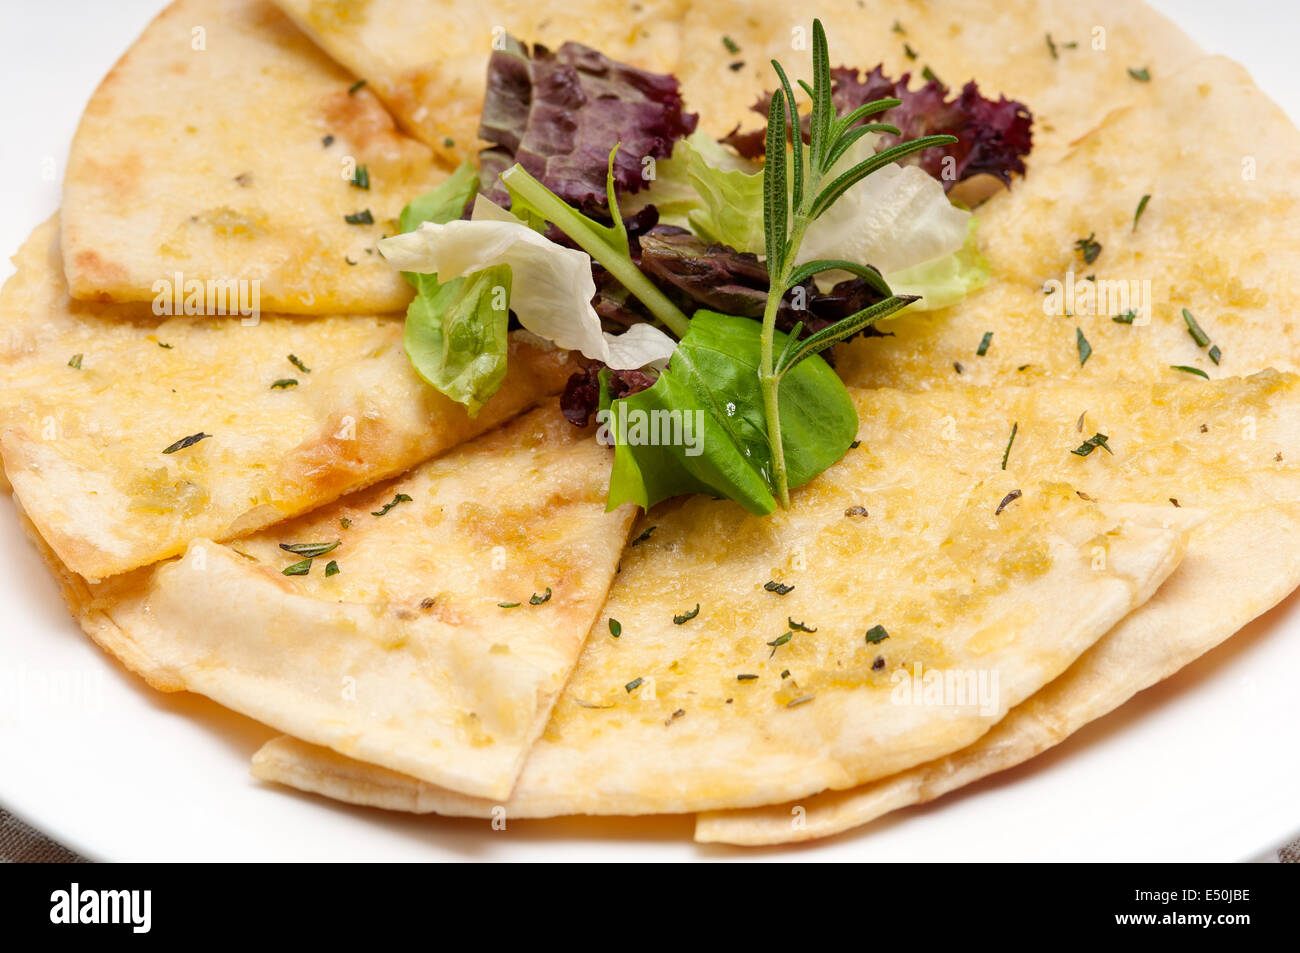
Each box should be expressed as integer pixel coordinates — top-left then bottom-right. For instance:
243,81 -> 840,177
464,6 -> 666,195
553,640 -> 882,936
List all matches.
758,20 -> 956,505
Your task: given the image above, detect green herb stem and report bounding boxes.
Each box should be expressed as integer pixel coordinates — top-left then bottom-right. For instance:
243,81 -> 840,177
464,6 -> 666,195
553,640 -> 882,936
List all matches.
758,213 -> 811,508
500,165 -> 691,338
756,19 -> 953,508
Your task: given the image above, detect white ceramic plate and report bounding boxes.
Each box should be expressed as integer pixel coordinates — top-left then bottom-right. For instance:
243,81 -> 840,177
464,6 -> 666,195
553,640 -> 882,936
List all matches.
1,0 -> 1298,861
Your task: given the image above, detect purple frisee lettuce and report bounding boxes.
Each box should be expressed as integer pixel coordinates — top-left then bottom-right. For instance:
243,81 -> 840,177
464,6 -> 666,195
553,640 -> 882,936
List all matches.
479,36 -> 698,211
724,65 -> 1032,190
830,67 -> 1032,187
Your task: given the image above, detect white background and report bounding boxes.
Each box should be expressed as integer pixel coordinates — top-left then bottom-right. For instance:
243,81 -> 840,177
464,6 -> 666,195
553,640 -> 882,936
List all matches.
0,0 -> 1297,860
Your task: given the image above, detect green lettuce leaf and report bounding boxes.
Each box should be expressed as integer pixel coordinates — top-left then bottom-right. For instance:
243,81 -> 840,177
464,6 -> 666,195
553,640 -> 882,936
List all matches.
644,134 -> 985,318
397,161 -> 512,414
886,217 -> 990,311
404,264 -> 512,416
498,158 -> 691,338
601,311 -> 857,515
398,161 -> 478,237
647,133 -> 765,252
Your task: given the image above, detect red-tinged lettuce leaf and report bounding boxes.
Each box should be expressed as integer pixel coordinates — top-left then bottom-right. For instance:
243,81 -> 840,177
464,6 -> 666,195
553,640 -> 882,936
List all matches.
561,364 -> 656,426
479,36 -> 698,211
636,229 -> 888,335
564,227 -> 887,426
723,65 -> 1032,190
831,67 -> 1032,187
590,224 -> 888,335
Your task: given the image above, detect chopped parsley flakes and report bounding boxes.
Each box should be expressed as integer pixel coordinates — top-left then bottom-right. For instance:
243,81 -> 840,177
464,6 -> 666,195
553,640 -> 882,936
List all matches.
1002,421 -> 1018,471
1182,308 -> 1210,347
1133,193 -> 1151,231
1076,327 -> 1092,366
1074,233 -> 1102,265
282,558 -> 313,576
673,603 -> 700,624
279,540 -> 340,558
161,432 -> 211,454
371,493 -> 412,517
1071,433 -> 1112,457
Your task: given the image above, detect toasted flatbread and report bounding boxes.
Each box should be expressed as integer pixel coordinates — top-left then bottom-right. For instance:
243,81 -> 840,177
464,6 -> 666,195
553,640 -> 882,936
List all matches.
61,0 -> 447,313
15,0 -> 1293,849
25,407 -> 635,800
249,384 -> 1192,816
698,371 -> 1300,843
678,0 -> 1198,163
271,0 -> 688,162
840,56 -> 1300,389
688,48 -> 1300,845
0,217 -> 571,580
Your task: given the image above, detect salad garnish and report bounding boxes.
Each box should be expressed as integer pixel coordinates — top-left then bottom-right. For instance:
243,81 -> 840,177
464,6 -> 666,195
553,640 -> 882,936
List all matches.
382,18 -> 1035,516
726,62 -> 1031,194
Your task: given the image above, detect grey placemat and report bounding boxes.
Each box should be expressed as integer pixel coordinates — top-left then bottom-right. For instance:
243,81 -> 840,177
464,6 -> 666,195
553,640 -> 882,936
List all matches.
0,809 -> 88,863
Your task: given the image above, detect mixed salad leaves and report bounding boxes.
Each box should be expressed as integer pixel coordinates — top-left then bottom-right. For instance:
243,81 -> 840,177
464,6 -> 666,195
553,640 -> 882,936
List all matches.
723,64 -> 1033,190
380,20 -> 1032,515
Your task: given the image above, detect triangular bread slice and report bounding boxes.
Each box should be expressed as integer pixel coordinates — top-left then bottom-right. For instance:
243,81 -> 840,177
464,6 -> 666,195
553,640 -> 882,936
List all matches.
247,383 -> 1204,817
0,217 -> 571,580
61,0 -> 447,313
840,56 -> 1300,390
270,0 -> 687,161
698,372 -> 1300,842
22,407 -> 635,800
